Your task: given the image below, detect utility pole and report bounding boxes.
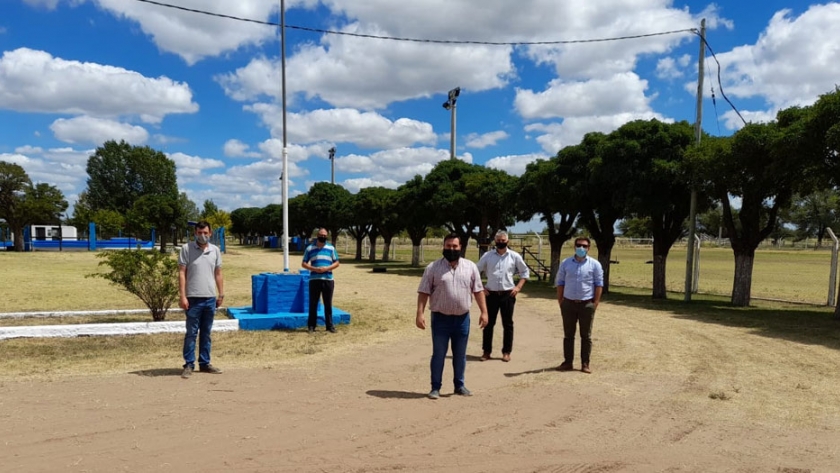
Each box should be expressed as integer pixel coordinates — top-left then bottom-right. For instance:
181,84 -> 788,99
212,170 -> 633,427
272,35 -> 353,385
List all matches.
442,87 -> 460,159
329,147 -> 336,184
685,18 -> 705,301
280,0 -> 290,272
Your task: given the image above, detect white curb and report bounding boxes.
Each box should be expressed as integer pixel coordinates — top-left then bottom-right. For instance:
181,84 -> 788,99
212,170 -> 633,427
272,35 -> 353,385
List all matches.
0,319 -> 240,340
0,309 -> 186,319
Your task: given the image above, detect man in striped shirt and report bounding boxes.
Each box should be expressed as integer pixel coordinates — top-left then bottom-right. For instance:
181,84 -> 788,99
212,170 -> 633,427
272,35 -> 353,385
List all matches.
416,234 -> 488,399
302,228 -> 340,333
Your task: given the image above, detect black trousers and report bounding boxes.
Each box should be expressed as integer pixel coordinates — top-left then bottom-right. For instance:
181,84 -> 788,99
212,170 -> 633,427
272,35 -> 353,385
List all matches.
560,299 -> 596,364
482,290 -> 516,354
308,279 -> 335,330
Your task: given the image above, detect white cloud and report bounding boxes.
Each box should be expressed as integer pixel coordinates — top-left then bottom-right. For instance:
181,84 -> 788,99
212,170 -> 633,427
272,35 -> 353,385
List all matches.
223,139 -> 261,158
245,105 -> 437,149
14,145 -> 43,154
465,131 -> 509,149
218,37 -> 514,109
0,48 -> 197,123
22,0 -> 60,9
168,152 -> 225,182
257,139 -> 334,164
721,109 -> 776,131
515,72 -> 655,120
50,116 -> 149,145
486,153 -> 548,177
708,4 -> 840,119
526,111 -> 669,154
656,57 -> 683,80
337,148 -> 472,189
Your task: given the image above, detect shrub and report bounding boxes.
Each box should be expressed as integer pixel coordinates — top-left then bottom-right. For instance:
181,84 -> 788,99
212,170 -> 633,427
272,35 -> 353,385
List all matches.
88,250 -> 179,321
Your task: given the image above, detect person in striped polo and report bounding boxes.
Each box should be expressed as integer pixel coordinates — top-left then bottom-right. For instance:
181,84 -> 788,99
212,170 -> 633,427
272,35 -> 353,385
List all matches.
302,228 -> 340,333
416,233 -> 488,399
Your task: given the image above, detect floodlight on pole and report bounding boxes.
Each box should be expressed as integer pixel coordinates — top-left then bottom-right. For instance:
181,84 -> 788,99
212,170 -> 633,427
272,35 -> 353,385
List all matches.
442,87 -> 460,160
328,147 -> 336,184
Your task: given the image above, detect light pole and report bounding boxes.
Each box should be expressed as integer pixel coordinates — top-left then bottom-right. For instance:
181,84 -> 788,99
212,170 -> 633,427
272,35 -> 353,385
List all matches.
280,0 -> 290,271
328,147 -> 336,184
442,87 -> 460,160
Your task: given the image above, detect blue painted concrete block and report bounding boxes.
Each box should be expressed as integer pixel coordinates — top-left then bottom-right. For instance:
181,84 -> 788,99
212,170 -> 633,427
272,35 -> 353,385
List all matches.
238,270 -> 348,330
228,306 -> 351,331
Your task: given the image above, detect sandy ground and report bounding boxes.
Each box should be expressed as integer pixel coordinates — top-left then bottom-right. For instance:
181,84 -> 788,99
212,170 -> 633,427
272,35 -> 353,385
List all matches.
2,264 -> 840,472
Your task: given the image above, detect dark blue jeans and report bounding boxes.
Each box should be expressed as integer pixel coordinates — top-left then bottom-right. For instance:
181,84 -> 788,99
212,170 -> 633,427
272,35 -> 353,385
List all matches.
430,312 -> 470,391
183,297 -> 216,368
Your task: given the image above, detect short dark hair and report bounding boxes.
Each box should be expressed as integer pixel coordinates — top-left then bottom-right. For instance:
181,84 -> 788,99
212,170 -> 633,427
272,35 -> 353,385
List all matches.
443,233 -> 461,245
574,236 -> 591,246
195,221 -> 212,231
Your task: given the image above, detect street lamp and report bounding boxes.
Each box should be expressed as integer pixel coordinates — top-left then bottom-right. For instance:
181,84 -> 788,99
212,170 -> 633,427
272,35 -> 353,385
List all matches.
442,87 -> 460,160
328,147 -> 336,184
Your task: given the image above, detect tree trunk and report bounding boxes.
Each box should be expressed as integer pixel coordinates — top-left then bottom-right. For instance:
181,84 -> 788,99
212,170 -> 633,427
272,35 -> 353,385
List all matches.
549,242 -> 562,284
381,236 -> 393,262
355,238 -> 364,261
652,254 -> 667,299
159,232 -> 168,253
731,251 -> 755,306
596,244 -> 614,294
368,233 -> 379,261
411,245 -> 422,267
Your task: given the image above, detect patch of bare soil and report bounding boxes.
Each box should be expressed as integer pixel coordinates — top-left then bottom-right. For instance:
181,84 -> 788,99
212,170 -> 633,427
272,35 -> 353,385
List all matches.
2,264 -> 839,471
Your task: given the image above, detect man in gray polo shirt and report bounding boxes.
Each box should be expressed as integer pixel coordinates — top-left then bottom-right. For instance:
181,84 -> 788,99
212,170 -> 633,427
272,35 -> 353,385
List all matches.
178,221 -> 225,379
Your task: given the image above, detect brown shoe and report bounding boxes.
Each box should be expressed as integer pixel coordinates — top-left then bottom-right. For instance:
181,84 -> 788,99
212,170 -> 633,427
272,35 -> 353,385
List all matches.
480,352 -> 491,361
581,363 -> 592,374
502,353 -> 511,362
556,362 -> 573,371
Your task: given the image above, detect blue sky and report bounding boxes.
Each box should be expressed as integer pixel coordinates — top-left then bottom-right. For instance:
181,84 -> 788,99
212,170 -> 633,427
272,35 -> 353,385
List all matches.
1,0 -> 837,231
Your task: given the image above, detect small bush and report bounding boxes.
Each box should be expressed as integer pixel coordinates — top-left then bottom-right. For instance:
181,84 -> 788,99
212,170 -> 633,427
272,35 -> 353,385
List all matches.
88,250 -> 179,321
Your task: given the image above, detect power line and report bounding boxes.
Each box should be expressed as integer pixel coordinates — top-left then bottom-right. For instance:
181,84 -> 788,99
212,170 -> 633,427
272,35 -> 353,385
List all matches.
695,33 -> 747,127
132,0 -> 696,46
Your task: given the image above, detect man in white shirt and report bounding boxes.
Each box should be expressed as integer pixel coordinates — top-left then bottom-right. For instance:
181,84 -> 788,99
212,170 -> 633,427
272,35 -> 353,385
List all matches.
477,230 -> 529,362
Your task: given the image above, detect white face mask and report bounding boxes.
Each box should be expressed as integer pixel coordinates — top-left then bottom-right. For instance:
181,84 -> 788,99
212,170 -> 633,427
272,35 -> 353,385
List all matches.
196,234 -> 210,245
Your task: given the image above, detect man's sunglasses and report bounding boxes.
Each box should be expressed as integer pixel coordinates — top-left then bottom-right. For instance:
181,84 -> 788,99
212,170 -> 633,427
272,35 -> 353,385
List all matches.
575,244 -> 589,248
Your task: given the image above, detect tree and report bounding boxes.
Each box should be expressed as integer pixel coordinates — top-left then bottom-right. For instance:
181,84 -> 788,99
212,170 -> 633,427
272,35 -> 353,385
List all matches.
204,210 -> 232,236
307,182 -> 352,243
346,192 -> 372,261
70,191 -> 94,233
463,167 -> 517,254
88,250 -> 180,321
610,119 -> 701,299
399,175 -> 436,266
355,186 -> 399,261
85,141 -> 179,252
618,217 -> 653,238
425,160 -> 485,255
201,199 -> 220,219
784,190 -> 840,247
230,207 -> 263,245
516,157 -> 579,282
693,121 -> 806,306
0,162 -> 67,251
91,209 -> 125,239
563,132 -> 626,293
288,195 -> 314,243
127,194 -> 180,252
176,192 -> 200,243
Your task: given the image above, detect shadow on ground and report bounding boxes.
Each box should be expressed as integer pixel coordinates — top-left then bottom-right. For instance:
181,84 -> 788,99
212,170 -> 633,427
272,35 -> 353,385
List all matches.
366,390 -> 428,400
130,368 -> 183,377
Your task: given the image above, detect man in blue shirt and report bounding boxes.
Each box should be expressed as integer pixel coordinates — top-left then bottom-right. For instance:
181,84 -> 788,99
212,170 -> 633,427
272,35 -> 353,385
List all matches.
302,228 -> 340,333
555,236 -> 604,374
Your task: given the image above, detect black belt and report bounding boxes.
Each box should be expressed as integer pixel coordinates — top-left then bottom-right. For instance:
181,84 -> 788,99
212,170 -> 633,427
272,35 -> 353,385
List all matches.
565,298 -> 593,304
487,290 -> 512,295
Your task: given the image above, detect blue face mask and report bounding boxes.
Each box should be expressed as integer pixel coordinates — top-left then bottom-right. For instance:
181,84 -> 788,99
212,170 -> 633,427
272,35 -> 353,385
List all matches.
574,246 -> 588,258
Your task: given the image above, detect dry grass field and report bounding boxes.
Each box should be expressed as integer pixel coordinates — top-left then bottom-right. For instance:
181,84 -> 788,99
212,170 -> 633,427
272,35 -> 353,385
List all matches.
1,244 -> 840,471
